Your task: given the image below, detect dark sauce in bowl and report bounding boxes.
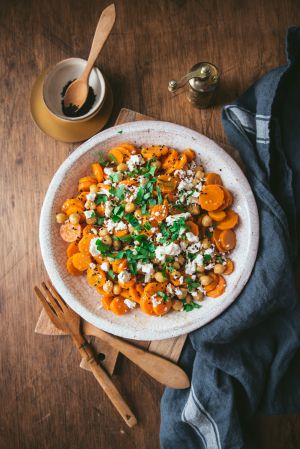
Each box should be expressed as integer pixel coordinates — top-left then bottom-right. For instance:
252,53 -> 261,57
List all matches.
61,80 -> 96,117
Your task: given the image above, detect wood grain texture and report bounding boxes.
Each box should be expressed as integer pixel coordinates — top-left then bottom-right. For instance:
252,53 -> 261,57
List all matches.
1,1 -> 300,448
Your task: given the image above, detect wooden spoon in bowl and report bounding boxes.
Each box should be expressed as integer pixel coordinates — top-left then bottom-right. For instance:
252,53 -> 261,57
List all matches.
63,3 -> 116,111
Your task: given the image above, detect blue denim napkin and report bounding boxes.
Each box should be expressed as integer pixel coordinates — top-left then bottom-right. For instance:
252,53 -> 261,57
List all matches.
160,26 -> 300,449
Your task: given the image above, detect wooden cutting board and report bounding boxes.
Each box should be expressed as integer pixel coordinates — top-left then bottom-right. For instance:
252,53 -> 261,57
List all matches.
35,108 -> 187,376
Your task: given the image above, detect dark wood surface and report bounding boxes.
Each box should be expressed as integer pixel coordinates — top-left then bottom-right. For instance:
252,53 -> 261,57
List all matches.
1,1 -> 300,448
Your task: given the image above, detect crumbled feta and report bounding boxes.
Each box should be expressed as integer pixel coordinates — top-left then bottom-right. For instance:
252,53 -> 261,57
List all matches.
166,283 -> 174,294
204,247 -> 214,255
165,212 -> 191,226
91,227 -> 98,235
178,179 -> 193,191
98,188 -> 111,196
105,201 -> 113,218
151,295 -> 163,307
89,263 -> 96,269
86,192 -> 96,201
84,210 -> 95,219
187,242 -> 201,254
103,179 -> 112,185
89,237 -> 100,257
106,219 -> 116,233
185,260 -> 197,275
104,167 -> 114,175
118,270 -> 131,283
186,232 -> 199,243
137,262 -> 154,283
124,299 -> 136,309
155,243 -> 181,262
194,254 -> 204,266
179,276 -> 184,284
100,262 -> 110,272
174,288 -> 182,296
138,175 -> 148,186
115,221 -> 127,231
127,154 -> 144,171
205,263 -> 214,270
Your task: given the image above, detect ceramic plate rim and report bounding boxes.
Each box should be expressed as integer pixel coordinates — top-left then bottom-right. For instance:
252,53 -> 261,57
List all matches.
39,120 -> 259,340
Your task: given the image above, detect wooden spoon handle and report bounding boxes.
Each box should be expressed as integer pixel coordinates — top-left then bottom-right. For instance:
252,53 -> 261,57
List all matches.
81,4 -> 116,81
83,322 -> 190,390
76,341 -> 137,427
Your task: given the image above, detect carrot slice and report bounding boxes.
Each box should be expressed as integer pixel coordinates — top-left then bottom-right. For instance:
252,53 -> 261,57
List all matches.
141,145 -> 169,159
110,297 -> 130,315
157,175 -> 177,193
66,257 -> 82,276
119,179 -> 138,186
153,297 -> 172,316
174,154 -> 188,171
207,275 -> 226,298
78,234 -> 95,255
108,148 -> 124,164
223,259 -> 234,275
216,187 -> 233,211
66,241 -> 79,257
118,278 -> 136,289
101,295 -> 113,310
205,173 -> 223,185
208,210 -> 226,222
183,148 -> 196,161
217,210 -> 239,230
213,228 -> 226,252
111,259 -> 128,273
78,176 -> 98,192
62,198 -> 84,213
86,267 -> 106,287
151,204 -> 169,222
60,223 -> 82,242
144,282 -> 167,296
72,253 -> 92,271
136,284 -> 144,296
199,185 -> 225,211
204,273 -> 219,292
162,149 -> 179,174
76,191 -> 89,202
114,229 -> 128,238
186,220 -> 199,236
219,230 -> 236,251
91,163 -> 104,183
140,296 -> 155,315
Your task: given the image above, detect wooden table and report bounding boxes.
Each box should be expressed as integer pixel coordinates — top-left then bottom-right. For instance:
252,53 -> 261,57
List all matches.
1,1 -> 300,448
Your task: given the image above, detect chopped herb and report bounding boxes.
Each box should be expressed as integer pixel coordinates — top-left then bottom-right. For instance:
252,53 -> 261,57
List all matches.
111,205 -> 125,223
217,257 -> 225,263
157,186 -> 163,204
95,195 -> 107,204
115,234 -> 133,242
96,215 -> 105,225
108,153 -> 117,163
114,185 -> 125,199
157,291 -> 169,302
125,213 -> 142,231
117,130 -> 123,134
108,270 -> 116,280
98,151 -> 109,167
205,229 -> 213,238
143,221 -> 152,231
109,172 -> 122,183
135,187 -> 145,204
95,239 -> 111,255
203,254 -> 212,263
183,302 -> 201,312
141,204 -> 148,215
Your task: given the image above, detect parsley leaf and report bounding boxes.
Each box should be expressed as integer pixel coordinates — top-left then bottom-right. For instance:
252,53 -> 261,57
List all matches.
135,187 -> 145,204
109,172 -> 122,183
203,254 -> 212,263
183,302 -> 201,312
96,215 -> 105,225
114,185 -> 125,199
156,186 -> 163,204
95,195 -> 107,204
98,151 -> 109,167
108,270 -> 116,280
95,239 -> 111,255
157,292 -> 169,303
125,213 -> 141,231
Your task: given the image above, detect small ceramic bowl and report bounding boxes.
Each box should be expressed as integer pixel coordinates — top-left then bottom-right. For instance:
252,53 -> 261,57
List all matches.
43,58 -> 106,122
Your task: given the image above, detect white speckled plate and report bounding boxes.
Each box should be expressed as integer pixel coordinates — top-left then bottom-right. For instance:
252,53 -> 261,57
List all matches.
40,121 -> 259,340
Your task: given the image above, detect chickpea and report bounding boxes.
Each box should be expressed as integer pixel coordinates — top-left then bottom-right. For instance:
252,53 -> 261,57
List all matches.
185,294 -> 192,304
125,202 -> 136,213
173,261 -> 180,270
86,216 -> 96,225
69,212 -> 81,225
100,235 -> 112,246
214,263 -> 225,274
99,228 -> 109,237
117,163 -> 128,172
90,184 -> 98,193
103,280 -> 113,294
172,299 -> 183,311
202,238 -> 211,249
56,212 -> 68,224
196,265 -> 205,273
134,209 -> 143,219
192,178 -> 199,186
193,291 -> 204,301
195,165 -> 205,179
202,215 -> 213,227
113,239 -> 121,250
85,200 -> 96,210
177,255 -> 185,266
200,275 -> 212,286
171,270 -> 181,280
188,204 -> 201,216
176,288 -> 188,299
113,284 -> 121,295
154,271 -> 166,282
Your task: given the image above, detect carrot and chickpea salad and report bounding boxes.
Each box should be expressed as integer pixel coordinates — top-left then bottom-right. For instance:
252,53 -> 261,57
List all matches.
56,143 -> 238,316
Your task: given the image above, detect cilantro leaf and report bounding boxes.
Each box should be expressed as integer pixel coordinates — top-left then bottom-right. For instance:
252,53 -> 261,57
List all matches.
96,215 -> 105,225
203,254 -> 212,263
97,151 -> 109,167
95,195 -> 107,204
183,302 -> 201,312
156,186 -> 163,204
125,213 -> 141,231
135,187 -> 145,204
95,239 -> 111,255
108,270 -> 116,280
109,172 -> 122,183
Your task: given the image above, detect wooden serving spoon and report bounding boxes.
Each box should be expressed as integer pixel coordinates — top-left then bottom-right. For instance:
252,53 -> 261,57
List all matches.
63,3 -> 116,111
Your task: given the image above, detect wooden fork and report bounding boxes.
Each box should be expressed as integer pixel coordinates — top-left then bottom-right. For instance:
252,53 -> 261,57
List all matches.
34,281 -> 137,427
35,281 -> 190,390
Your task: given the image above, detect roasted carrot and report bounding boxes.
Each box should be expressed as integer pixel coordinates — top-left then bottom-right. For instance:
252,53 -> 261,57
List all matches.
60,223 -> 82,242
199,185 -> 225,211
219,229 -> 236,251
217,210 -> 239,230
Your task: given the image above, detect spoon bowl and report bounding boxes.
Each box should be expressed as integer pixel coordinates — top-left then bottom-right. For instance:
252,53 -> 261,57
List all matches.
63,79 -> 89,112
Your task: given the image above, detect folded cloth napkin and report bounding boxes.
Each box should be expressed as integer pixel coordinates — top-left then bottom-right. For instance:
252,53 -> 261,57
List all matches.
160,26 -> 300,449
